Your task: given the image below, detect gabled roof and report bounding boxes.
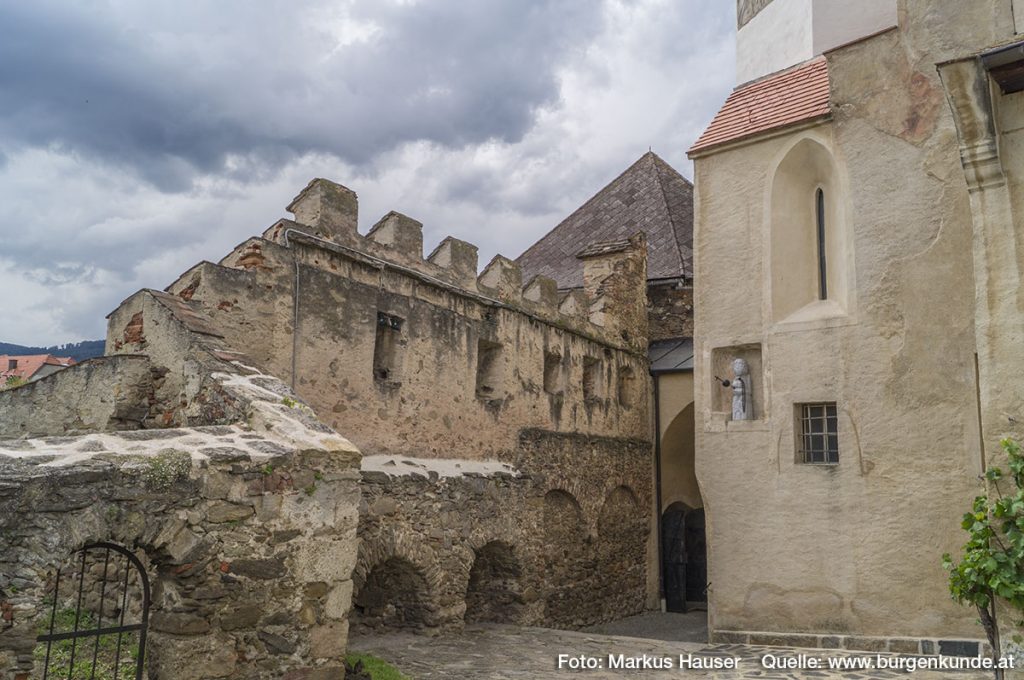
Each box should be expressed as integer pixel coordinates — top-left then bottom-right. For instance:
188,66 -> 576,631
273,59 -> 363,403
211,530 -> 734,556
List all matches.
516,151 -> 693,289
689,56 -> 831,157
0,354 -> 76,382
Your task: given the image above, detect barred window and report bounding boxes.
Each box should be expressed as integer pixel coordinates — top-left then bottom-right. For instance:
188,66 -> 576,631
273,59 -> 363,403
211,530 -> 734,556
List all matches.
797,402 -> 838,464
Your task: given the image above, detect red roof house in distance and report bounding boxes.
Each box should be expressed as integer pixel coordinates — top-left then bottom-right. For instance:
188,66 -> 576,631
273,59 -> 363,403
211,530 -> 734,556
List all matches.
0,354 -> 76,384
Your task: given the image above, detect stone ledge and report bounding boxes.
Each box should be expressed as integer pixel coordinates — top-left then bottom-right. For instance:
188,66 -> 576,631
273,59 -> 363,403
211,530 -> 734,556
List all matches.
711,629 -> 987,657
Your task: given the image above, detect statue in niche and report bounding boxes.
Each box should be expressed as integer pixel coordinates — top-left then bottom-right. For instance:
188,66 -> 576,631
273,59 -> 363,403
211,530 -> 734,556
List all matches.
730,358 -> 754,421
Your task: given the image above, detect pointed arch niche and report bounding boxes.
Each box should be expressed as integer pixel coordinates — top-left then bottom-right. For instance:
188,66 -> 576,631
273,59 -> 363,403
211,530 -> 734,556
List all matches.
769,137 -> 852,324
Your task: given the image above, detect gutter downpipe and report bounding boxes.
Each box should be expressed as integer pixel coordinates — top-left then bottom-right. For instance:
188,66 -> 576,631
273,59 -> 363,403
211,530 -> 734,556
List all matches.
653,371 -> 665,612
284,230 -> 301,391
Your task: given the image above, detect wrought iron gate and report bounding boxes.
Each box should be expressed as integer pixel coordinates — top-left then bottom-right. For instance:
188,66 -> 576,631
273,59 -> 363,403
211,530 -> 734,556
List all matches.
36,542 -> 150,680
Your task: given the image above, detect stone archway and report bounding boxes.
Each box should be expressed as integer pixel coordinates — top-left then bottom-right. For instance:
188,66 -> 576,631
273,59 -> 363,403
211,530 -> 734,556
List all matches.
352,557 -> 433,632
464,541 -> 523,624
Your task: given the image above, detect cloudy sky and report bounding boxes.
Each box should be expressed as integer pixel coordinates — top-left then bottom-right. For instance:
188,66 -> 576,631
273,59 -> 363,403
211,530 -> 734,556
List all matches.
0,0 -> 734,346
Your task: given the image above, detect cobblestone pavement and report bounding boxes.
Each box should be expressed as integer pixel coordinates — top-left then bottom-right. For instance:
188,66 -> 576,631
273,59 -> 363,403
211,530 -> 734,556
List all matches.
583,611 -> 708,643
350,625 -> 992,680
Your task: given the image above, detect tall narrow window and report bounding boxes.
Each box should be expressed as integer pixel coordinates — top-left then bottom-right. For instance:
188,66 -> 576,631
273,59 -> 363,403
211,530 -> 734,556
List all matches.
617,366 -> 636,408
476,339 -> 504,398
583,357 -> 602,402
816,188 -> 828,300
373,312 -> 404,383
543,351 -> 564,395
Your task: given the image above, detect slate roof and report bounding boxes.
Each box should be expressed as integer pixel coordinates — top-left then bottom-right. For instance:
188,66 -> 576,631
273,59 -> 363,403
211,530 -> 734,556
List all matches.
0,354 -> 76,382
516,152 -> 693,289
689,56 -> 831,156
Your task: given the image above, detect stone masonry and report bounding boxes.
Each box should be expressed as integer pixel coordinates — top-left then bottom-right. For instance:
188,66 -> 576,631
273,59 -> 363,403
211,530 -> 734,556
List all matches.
134,178 -> 657,635
1,176 -> 657,676
0,292 -> 362,679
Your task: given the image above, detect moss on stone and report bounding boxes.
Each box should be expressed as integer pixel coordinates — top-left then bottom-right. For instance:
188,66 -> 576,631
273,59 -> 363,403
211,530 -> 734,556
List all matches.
141,449 -> 192,490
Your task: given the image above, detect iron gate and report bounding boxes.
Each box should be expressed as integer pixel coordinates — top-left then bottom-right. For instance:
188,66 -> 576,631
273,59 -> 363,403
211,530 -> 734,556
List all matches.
36,542 -> 150,680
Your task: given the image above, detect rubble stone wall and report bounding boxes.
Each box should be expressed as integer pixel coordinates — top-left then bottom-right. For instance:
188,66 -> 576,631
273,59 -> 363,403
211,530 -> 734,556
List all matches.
647,282 -> 694,342
353,429 -> 652,634
0,355 -> 153,438
0,320 -> 363,679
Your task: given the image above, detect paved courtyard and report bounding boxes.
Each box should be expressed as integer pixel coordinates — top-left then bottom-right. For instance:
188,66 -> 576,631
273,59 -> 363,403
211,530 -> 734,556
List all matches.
350,624 -> 993,679
583,611 -> 709,643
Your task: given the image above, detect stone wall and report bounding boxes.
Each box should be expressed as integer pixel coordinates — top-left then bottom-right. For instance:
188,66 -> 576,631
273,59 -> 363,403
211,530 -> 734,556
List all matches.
737,0 -> 774,28
106,177 -> 659,621
0,355 -> 153,437
0,314 -> 362,678
146,179 -> 652,462
647,282 -> 693,342
352,429 -> 652,635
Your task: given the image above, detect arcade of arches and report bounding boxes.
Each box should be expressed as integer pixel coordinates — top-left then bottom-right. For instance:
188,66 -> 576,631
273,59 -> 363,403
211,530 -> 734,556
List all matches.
350,430 -> 654,635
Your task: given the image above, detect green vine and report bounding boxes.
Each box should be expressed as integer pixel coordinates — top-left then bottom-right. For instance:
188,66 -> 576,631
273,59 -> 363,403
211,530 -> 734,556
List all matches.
944,438 -> 1024,677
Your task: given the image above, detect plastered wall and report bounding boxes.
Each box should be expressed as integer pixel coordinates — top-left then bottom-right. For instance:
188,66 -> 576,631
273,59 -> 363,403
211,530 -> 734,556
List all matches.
693,3 -> 1018,647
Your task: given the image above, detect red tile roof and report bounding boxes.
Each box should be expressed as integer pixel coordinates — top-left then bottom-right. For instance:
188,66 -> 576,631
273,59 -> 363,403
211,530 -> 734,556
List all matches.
689,57 -> 831,156
0,354 -> 76,382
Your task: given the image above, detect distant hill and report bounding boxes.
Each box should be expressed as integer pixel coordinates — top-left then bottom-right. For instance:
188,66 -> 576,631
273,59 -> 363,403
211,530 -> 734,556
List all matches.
0,340 -> 105,362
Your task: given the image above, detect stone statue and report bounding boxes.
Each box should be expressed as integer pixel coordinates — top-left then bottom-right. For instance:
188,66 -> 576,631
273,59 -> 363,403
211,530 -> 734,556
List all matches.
730,358 -> 753,421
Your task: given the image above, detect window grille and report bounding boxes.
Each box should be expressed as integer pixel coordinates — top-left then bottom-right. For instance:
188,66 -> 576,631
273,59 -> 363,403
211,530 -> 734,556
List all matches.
797,402 -> 839,464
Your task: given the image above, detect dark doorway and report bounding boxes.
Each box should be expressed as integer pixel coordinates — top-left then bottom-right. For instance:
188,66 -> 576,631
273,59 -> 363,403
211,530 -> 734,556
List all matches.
684,509 -> 707,605
661,504 -> 707,613
353,557 -> 432,632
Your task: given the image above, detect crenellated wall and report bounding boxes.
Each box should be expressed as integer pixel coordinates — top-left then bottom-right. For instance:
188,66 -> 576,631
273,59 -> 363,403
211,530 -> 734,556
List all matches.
135,178 -> 652,462
94,177 -> 658,636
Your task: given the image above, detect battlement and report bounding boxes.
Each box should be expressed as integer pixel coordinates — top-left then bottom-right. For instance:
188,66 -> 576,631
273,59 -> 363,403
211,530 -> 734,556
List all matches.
104,178 -> 651,461
258,178 -> 647,350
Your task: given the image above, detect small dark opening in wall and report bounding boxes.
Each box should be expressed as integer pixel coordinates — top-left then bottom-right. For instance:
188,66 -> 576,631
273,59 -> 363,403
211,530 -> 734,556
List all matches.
373,312 -> 404,383
583,357 -> 602,401
7,359 -> 16,370
476,339 -> 503,398
816,188 -> 828,300
618,366 -> 636,408
543,351 -> 563,395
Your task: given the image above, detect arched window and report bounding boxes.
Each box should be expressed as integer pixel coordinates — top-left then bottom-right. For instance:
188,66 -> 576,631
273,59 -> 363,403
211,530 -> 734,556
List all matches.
769,137 -> 848,320
816,188 -> 827,300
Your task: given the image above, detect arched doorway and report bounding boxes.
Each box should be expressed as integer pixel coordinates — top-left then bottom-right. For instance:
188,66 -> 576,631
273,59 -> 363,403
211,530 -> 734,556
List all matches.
661,503 -> 707,612
352,556 -> 432,632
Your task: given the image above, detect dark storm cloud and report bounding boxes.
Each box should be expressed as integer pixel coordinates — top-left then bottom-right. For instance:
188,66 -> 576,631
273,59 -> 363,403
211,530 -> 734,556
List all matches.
0,0 -> 602,190
0,0 -> 736,345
